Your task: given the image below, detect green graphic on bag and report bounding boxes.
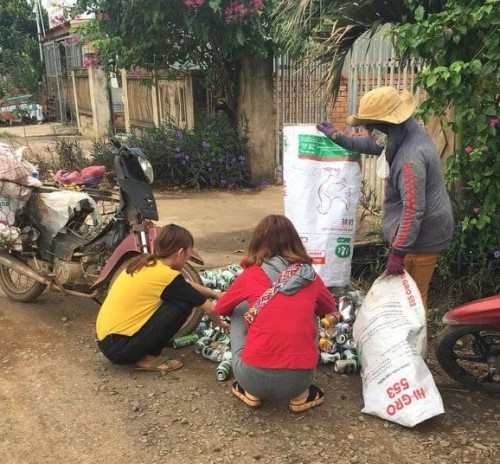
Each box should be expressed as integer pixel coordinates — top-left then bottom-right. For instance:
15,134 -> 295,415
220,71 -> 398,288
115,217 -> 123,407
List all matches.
335,237 -> 352,258
298,135 -> 360,161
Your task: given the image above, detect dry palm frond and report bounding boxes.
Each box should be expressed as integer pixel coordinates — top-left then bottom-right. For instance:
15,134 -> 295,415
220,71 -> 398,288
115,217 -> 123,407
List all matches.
274,0 -> 446,100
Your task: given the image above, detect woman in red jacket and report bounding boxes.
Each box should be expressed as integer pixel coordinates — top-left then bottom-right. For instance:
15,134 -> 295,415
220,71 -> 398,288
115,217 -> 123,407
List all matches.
214,215 -> 336,413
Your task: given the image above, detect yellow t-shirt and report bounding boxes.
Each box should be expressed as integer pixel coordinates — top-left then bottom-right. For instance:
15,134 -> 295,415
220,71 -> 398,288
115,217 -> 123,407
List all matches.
96,262 -> 179,340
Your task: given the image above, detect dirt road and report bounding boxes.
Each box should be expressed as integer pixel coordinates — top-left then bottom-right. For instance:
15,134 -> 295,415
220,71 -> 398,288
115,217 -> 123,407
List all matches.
0,126 -> 499,464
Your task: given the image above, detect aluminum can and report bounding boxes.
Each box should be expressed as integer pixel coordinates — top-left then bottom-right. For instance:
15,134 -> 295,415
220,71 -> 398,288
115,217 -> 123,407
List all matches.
220,269 -> 236,283
334,358 -> 359,374
319,352 -> 342,364
335,322 -> 352,334
172,333 -> 199,348
202,346 -> 224,362
344,338 -> 357,350
193,336 -> 212,354
319,338 -> 338,354
347,290 -> 365,308
201,275 -> 218,288
320,311 -> 342,329
339,300 -> 354,323
215,359 -> 232,381
335,333 -> 349,346
342,349 -> 357,360
228,264 -> 243,276
202,269 -> 222,278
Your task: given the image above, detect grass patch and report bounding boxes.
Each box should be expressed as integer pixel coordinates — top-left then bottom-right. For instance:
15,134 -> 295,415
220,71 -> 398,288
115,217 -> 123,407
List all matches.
0,130 -> 17,138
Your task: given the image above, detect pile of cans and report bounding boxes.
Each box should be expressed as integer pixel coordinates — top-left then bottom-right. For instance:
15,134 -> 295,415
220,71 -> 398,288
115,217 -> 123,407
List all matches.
318,290 -> 365,374
200,264 -> 243,291
193,324 -> 233,381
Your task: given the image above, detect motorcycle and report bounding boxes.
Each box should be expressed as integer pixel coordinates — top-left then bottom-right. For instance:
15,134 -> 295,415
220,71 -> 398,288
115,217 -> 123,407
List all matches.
0,137 -> 204,337
435,294 -> 500,393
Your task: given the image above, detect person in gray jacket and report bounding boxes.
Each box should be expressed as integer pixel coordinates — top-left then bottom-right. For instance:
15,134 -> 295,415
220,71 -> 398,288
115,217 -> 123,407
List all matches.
317,86 -> 454,310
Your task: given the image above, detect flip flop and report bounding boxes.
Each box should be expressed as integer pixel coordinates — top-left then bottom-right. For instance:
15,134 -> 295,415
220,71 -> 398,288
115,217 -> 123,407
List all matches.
134,355 -> 183,373
231,380 -> 261,408
288,384 -> 324,413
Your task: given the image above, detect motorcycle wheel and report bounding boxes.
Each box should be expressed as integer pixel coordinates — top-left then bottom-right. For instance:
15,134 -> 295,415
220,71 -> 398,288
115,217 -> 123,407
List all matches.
175,262 -> 204,338
0,264 -> 47,302
435,324 -> 500,393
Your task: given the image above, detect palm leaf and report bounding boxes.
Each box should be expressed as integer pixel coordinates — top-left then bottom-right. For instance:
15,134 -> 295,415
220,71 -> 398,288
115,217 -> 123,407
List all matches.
275,0 -> 446,100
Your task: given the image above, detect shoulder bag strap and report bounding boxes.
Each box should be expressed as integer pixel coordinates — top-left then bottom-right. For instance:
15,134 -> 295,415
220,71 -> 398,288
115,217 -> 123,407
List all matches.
244,263 -> 301,326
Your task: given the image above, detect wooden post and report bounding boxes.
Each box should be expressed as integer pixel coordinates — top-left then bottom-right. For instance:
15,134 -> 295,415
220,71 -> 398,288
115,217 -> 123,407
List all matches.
121,69 -> 131,133
71,70 -> 81,131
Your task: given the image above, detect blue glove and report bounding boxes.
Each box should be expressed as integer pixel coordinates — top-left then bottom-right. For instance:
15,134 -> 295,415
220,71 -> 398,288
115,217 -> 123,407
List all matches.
386,250 -> 405,275
316,121 -> 336,138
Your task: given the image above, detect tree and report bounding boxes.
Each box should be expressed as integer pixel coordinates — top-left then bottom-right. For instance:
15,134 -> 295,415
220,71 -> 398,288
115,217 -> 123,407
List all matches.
73,0 -> 280,179
73,0 -> 277,123
0,0 -> 41,96
276,0 -> 499,297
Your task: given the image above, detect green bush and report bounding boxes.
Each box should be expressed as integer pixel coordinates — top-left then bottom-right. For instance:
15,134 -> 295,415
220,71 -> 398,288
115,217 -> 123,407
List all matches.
92,115 -> 251,190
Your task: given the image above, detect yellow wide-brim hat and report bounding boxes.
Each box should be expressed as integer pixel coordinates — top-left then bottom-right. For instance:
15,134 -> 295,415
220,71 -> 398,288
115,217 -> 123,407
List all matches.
346,87 -> 416,127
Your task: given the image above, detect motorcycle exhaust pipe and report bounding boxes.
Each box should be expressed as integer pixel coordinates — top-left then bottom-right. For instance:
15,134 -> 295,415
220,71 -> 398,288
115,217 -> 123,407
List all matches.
0,252 -> 52,286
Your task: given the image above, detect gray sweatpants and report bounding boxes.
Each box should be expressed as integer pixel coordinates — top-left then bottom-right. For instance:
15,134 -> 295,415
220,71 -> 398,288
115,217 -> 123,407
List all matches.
230,301 -> 314,401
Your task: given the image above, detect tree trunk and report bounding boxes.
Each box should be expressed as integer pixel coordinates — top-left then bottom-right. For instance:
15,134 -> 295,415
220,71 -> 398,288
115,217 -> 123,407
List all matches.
238,52 -> 275,182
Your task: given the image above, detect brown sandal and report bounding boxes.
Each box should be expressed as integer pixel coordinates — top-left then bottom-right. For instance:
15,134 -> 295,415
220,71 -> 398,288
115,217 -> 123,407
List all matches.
134,355 -> 183,373
289,384 -> 324,413
231,381 -> 261,408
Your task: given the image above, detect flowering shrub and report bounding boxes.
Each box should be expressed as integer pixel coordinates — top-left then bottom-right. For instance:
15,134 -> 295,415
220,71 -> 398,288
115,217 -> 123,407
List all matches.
91,115 -> 251,190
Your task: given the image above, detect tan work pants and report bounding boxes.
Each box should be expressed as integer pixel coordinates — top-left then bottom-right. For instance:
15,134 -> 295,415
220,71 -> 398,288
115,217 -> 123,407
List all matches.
404,252 -> 440,312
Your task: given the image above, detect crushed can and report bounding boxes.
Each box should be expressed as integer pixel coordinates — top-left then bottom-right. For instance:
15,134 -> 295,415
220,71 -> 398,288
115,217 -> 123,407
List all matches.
194,336 -> 212,354
319,351 -> 342,364
202,346 -> 224,362
334,358 -> 360,374
215,359 -> 232,381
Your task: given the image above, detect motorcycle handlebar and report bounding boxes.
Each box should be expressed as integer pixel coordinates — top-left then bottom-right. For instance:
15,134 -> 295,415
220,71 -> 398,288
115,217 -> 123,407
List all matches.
110,137 -> 123,149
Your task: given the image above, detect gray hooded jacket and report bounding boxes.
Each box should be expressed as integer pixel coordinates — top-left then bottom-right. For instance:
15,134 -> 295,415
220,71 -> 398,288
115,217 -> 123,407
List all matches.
261,256 -> 316,294
334,118 -> 454,254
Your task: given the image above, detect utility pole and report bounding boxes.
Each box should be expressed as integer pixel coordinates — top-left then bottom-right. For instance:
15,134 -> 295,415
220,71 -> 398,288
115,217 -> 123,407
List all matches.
34,0 -> 46,63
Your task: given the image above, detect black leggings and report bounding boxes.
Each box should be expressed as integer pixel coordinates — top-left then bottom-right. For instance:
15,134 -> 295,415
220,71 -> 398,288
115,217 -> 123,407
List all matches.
97,302 -> 190,365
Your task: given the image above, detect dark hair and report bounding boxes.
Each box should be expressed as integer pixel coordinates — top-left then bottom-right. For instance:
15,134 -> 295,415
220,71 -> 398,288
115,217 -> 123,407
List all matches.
244,215 -> 312,267
125,224 -> 194,275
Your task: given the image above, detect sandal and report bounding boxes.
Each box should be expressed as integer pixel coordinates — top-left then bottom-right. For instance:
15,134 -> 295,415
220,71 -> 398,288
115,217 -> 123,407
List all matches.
288,384 -> 324,413
134,355 -> 183,373
231,381 -> 261,408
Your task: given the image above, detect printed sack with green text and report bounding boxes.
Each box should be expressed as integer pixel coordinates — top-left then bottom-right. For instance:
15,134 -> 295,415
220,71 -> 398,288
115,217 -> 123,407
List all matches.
283,124 -> 361,287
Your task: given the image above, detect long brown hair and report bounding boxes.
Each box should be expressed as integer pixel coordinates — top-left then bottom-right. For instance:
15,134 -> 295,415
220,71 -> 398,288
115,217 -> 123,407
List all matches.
125,224 -> 194,275
244,215 -> 312,267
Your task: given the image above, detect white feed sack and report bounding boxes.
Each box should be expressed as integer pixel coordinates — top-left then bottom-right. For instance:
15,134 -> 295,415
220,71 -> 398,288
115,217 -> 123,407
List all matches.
353,272 -> 444,427
283,124 -> 361,287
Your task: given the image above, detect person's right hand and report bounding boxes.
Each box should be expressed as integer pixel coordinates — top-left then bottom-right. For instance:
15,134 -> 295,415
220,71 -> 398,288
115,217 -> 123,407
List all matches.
316,121 -> 336,138
386,250 -> 405,275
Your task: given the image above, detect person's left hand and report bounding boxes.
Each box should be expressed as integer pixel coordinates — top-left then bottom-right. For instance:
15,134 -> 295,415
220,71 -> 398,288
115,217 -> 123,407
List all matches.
316,121 -> 336,138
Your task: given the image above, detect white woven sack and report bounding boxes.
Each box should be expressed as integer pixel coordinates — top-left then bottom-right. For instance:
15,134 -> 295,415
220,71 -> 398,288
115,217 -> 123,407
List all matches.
353,272 -> 444,427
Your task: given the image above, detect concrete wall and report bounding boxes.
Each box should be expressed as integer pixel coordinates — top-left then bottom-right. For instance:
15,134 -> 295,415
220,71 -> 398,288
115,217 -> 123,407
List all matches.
72,67 -> 111,139
238,54 -> 275,181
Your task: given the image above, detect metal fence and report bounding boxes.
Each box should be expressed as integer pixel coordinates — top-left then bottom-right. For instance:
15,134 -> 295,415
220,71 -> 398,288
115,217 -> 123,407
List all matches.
273,28 -> 423,208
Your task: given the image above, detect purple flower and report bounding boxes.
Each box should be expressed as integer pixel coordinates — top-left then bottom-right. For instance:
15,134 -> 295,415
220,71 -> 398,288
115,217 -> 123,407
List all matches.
202,141 -> 211,149
490,117 -> 499,127
493,250 -> 500,259
174,129 -> 184,140
464,145 -> 473,154
238,155 -> 246,162
184,0 -> 204,7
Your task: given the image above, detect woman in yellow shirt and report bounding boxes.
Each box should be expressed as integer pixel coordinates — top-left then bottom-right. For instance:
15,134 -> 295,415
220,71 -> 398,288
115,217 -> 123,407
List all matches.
96,224 -> 224,373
